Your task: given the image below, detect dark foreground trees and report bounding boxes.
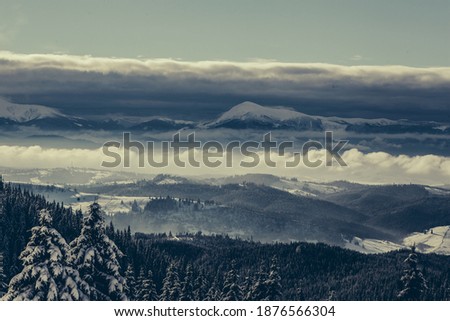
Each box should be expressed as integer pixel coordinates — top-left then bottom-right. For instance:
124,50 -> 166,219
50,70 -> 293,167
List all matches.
70,203 -> 127,301
2,210 -> 90,300
0,183 -> 449,301
1,202 -> 127,301
397,246 -> 427,300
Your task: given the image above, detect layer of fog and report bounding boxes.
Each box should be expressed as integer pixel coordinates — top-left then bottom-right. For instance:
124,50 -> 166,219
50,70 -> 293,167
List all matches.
1,144 -> 449,186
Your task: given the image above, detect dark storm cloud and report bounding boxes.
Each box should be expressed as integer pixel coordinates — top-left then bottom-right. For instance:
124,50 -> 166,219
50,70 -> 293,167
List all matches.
0,52 -> 449,121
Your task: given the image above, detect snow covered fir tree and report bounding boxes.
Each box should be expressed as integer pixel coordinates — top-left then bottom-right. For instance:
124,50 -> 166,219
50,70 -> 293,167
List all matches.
265,256 -> 282,301
136,268 -> 158,301
70,202 -> 127,301
221,260 -> 243,301
124,263 -> 137,300
397,246 -> 428,301
2,210 -> 90,300
160,261 -> 182,301
0,178 -> 449,301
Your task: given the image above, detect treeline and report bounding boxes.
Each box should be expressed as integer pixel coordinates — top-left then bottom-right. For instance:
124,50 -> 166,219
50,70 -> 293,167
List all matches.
108,231 -> 449,301
1,180 -> 449,300
0,181 -> 83,279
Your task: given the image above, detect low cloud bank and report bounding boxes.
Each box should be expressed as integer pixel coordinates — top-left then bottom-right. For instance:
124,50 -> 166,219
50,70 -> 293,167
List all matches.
1,144 -> 449,186
1,52 -> 450,121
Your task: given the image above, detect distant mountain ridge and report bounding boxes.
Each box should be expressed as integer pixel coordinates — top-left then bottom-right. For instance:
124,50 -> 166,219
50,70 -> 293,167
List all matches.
1,98 -> 449,134
0,98 -> 64,122
202,101 -> 450,134
201,101 -> 324,130
0,98 -> 94,130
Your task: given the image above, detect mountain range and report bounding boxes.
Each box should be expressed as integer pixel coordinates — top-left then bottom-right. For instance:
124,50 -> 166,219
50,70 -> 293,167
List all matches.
1,98 -> 449,134
2,167 -> 449,253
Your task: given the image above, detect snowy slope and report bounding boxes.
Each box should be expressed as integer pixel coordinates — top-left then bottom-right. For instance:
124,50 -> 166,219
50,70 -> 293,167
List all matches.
72,193 -> 150,216
345,237 -> 403,254
203,101 -> 323,130
345,226 -> 450,255
403,226 -> 450,255
0,98 -> 63,122
216,101 -> 314,123
0,97 -> 98,130
216,102 -> 397,126
323,115 -> 398,127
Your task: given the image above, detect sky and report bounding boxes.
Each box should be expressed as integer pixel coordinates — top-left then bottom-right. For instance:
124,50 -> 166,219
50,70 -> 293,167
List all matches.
0,1 -> 449,121
1,0 -> 450,66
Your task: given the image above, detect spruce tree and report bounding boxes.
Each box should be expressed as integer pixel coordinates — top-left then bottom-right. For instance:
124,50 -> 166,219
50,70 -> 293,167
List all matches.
2,210 -> 90,301
125,264 -> 137,301
265,256 -> 282,300
248,264 -> 269,300
398,247 -> 427,301
136,268 -> 158,301
70,203 -> 127,301
160,261 -> 181,301
193,269 -> 208,301
222,260 -> 242,301
180,264 -> 194,301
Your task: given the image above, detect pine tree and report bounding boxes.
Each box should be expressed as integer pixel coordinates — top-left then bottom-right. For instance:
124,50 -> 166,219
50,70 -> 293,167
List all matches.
125,264 -> 137,301
397,247 -> 427,301
2,210 -> 90,301
265,256 -> 282,300
193,269 -> 208,301
248,264 -> 269,300
221,260 -> 242,301
136,268 -> 158,301
160,261 -> 181,301
180,264 -> 194,301
70,203 -> 127,301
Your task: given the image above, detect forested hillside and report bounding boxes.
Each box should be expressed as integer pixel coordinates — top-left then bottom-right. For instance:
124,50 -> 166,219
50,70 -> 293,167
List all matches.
0,180 -> 449,300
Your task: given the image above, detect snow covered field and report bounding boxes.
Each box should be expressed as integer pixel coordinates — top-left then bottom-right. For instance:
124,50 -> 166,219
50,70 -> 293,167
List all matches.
72,193 -> 150,216
345,226 -> 450,255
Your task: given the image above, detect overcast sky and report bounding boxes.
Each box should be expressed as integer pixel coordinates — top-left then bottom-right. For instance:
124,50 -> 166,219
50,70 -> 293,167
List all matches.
0,1 -> 449,121
1,0 -> 450,66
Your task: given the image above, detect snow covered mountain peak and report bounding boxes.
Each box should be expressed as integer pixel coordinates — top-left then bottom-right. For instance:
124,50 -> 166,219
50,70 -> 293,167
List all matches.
202,101 -> 324,130
0,98 -> 63,122
216,101 -> 312,122
202,101 -> 423,132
